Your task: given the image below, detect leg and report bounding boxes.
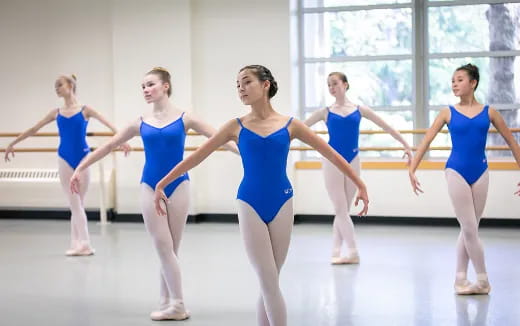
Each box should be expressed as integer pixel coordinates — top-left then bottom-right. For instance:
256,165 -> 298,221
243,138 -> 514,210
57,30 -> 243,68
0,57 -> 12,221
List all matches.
237,199 -> 293,326
58,158 -> 92,254
445,169 -> 489,294
140,184 -> 189,320
159,181 -> 190,307
322,158 -> 349,259
342,156 -> 360,258
456,171 -> 489,281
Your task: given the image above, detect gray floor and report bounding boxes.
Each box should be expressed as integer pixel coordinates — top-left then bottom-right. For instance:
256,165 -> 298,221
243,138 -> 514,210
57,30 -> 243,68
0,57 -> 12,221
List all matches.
0,220 -> 518,326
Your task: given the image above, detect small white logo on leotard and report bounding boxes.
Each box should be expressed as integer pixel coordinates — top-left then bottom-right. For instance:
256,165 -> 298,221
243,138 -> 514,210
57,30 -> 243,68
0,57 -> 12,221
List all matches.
284,188 -> 293,194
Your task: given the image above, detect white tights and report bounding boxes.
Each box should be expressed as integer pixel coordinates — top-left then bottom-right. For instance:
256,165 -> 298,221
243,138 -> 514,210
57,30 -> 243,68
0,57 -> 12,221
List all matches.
141,181 -> 190,304
237,198 -> 294,326
58,158 -> 91,249
445,169 -> 488,278
322,156 -> 360,257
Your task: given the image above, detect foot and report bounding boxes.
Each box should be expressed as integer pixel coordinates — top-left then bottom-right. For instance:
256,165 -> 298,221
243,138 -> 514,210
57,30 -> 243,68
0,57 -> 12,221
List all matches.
339,254 -> 360,264
455,280 -> 491,295
150,302 -> 190,321
66,245 -> 95,256
65,247 -> 77,256
454,279 -> 472,294
331,254 -> 360,265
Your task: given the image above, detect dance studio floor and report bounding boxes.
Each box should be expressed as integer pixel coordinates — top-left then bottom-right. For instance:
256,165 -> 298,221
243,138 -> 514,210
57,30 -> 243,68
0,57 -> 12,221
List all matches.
0,219 -> 518,326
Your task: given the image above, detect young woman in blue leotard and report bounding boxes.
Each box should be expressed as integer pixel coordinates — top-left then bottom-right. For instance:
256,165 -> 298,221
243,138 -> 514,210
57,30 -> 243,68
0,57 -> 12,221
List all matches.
409,64 -> 520,295
305,72 -> 413,265
153,65 -> 370,326
4,74 -> 131,256
70,67 -> 237,321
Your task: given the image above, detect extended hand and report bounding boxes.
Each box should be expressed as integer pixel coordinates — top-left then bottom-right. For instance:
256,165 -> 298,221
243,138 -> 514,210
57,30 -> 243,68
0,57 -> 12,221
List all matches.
403,149 -> 413,166
70,172 -> 81,194
154,187 -> 168,216
409,170 -> 423,195
4,145 -> 15,162
119,143 -> 132,157
354,186 -> 369,216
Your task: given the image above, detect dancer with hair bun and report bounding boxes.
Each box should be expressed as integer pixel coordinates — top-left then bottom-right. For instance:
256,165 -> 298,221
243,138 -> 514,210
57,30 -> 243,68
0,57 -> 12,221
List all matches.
5,74 -> 131,256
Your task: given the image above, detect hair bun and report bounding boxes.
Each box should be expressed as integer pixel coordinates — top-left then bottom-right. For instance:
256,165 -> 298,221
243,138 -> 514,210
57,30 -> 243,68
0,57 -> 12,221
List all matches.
152,67 -> 169,73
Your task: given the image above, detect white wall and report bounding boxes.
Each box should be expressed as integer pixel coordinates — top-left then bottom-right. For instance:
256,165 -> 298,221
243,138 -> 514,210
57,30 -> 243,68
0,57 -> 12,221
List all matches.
0,0 -> 518,219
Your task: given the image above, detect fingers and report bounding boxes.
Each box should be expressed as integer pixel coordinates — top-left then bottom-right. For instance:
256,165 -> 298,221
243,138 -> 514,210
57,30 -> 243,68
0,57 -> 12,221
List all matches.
154,191 -> 168,216
357,197 -> 369,216
70,177 -> 79,194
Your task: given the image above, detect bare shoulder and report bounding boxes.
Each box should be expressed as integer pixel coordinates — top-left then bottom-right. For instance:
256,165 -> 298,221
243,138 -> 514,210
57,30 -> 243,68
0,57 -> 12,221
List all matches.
81,105 -> 96,117
487,105 -> 499,117
287,117 -> 307,135
45,108 -> 59,120
435,107 -> 450,124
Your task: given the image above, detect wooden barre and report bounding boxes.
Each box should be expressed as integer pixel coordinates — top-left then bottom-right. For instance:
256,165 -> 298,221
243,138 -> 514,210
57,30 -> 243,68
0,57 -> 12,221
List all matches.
295,160 -> 519,170
1,128 -> 519,138
0,145 -> 513,152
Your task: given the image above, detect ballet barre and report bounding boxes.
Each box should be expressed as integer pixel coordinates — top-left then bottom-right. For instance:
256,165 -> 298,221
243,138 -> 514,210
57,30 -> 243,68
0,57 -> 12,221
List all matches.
1,128 -> 519,138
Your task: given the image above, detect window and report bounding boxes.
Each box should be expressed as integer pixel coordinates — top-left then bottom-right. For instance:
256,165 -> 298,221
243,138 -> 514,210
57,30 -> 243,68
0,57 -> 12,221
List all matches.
298,0 -> 520,159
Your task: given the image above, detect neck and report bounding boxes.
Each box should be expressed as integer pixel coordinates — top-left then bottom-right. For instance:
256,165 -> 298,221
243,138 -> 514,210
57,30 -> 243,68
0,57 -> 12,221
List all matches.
63,95 -> 78,108
459,94 -> 478,106
250,98 -> 275,119
152,96 -> 172,114
335,94 -> 350,106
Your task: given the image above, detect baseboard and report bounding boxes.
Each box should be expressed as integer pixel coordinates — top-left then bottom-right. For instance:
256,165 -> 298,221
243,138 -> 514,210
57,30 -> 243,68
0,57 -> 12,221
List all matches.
294,215 -> 520,227
1,210 -> 519,227
0,209 -> 115,221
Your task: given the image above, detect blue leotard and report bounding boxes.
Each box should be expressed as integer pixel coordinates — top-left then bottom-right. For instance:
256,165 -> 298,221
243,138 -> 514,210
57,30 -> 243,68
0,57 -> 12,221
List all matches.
141,113 -> 189,198
56,107 -> 90,169
446,105 -> 490,185
326,107 -> 362,163
236,117 -> 294,224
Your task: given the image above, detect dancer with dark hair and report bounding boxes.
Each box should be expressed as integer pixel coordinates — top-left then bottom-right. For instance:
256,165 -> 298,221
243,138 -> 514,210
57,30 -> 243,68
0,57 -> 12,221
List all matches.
154,65 -> 370,326
409,63 -> 520,295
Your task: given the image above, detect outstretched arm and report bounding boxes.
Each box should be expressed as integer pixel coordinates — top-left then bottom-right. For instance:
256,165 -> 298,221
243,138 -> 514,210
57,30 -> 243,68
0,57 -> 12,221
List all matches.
303,108 -> 327,127
4,109 -> 57,162
360,105 -> 413,165
70,119 -> 140,193
184,112 -> 239,154
290,119 -> 369,216
154,119 -> 238,215
84,106 -> 131,155
489,107 -> 520,196
408,109 -> 449,195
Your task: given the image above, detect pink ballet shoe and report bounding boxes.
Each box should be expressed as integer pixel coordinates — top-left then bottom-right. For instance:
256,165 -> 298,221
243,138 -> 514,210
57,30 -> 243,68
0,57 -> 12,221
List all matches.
339,254 -> 360,264
65,248 -> 77,256
150,302 -> 190,321
331,254 -> 360,265
66,245 -> 95,256
455,280 -> 491,295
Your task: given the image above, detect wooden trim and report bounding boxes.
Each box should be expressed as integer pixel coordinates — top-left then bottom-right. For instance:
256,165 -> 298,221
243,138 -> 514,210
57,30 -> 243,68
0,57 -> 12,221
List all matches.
295,160 -> 520,170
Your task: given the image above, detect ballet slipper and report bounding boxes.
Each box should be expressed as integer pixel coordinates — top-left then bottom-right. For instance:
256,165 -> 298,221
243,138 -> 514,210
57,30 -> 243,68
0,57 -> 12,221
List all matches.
66,245 -> 95,256
339,253 -> 360,264
455,280 -> 491,295
150,301 -> 190,321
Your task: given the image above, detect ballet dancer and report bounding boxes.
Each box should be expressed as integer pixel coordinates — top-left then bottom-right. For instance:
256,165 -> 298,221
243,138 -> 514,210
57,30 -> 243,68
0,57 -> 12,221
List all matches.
409,63 -> 520,295
154,65 -> 369,326
70,67 -> 237,320
4,74 -> 130,256
305,71 -> 412,264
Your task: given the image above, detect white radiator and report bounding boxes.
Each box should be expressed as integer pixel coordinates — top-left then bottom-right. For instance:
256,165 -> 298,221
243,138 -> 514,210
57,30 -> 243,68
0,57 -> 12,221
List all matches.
0,165 -> 114,211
